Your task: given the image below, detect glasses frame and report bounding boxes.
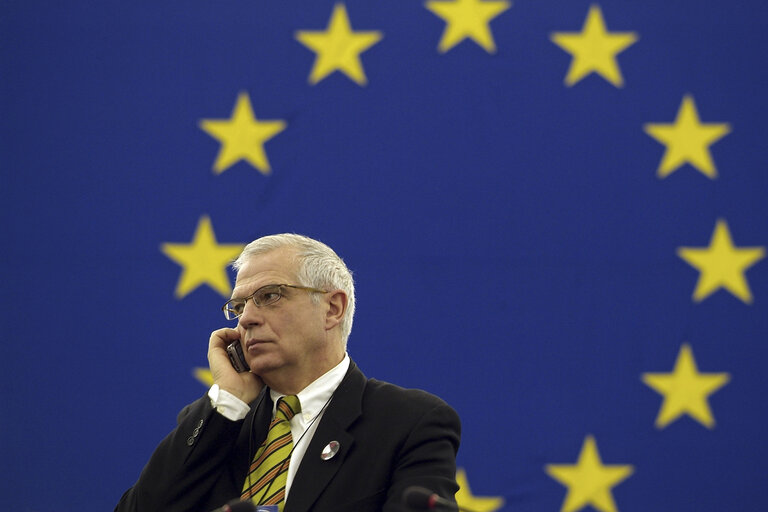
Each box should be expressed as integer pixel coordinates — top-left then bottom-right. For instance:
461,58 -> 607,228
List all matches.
222,283 -> 328,320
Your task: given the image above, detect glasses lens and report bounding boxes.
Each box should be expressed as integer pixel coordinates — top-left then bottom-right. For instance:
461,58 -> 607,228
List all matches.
224,299 -> 245,320
223,285 -> 285,319
253,285 -> 283,306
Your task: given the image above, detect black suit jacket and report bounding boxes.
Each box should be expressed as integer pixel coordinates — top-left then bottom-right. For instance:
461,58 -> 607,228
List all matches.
116,361 -> 461,512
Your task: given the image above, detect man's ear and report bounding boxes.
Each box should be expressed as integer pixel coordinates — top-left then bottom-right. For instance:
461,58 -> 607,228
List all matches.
325,289 -> 348,330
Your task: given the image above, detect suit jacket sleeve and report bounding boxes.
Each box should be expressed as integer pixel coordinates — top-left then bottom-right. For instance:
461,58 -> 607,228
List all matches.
114,393 -> 248,512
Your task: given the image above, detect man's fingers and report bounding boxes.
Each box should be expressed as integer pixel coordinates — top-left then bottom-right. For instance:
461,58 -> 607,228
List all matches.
209,328 -> 240,350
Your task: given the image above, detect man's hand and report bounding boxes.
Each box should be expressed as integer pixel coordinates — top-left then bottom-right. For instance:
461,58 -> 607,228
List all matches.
208,328 -> 264,404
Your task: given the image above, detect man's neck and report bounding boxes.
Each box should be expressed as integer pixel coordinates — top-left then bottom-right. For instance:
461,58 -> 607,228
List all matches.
265,353 -> 345,395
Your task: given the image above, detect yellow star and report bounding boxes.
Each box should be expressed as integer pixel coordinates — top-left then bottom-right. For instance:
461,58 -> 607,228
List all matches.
455,468 -> 505,512
295,3 -> 383,86
644,95 -> 731,179
545,436 -> 634,512
193,367 -> 214,387
161,215 -> 244,299
550,5 -> 638,87
199,92 -> 286,175
642,344 -> 730,429
677,219 -> 765,304
425,0 -> 511,54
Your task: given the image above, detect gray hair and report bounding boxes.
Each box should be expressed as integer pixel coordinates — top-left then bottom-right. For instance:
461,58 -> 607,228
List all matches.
232,234 -> 355,346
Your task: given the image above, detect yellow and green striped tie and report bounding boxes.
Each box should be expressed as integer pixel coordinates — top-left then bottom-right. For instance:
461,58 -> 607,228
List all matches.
241,395 -> 301,510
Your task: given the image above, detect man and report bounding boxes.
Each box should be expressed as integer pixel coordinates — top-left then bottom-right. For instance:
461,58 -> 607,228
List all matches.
116,234 -> 461,512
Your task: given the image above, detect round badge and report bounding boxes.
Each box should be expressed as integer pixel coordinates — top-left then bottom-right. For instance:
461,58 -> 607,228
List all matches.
320,440 -> 340,460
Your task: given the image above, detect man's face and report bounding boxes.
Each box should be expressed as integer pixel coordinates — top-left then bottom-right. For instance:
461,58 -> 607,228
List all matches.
231,248 -> 331,384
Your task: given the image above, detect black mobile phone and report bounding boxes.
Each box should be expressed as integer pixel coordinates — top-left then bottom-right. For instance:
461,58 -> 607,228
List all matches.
226,340 -> 250,373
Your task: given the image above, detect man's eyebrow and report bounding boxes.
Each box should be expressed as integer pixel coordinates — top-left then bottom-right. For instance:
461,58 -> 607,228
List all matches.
229,288 -> 248,300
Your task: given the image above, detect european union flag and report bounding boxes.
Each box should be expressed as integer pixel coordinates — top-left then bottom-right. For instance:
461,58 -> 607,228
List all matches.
2,1 -> 766,510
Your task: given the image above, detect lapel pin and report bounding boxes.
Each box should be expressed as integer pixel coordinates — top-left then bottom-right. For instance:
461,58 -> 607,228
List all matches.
320,440 -> 340,460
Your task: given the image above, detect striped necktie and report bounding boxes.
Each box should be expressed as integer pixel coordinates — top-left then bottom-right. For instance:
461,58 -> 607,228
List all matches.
241,394 -> 301,510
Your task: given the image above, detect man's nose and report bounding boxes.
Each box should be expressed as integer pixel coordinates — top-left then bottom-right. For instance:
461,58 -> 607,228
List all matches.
238,298 -> 263,328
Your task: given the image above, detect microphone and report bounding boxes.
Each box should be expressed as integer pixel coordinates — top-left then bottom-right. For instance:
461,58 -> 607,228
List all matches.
208,499 -> 256,512
402,486 -> 458,511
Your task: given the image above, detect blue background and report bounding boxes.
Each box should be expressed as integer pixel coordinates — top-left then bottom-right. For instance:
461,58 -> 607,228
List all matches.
2,1 -> 766,511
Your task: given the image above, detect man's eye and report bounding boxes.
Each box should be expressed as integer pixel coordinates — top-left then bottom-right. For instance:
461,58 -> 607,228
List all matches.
259,292 -> 280,303
231,302 -> 245,314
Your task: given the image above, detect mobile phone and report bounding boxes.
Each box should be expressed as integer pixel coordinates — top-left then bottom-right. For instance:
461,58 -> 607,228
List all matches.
226,340 -> 250,373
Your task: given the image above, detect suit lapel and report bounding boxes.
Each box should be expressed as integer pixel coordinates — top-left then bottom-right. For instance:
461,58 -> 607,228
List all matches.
285,363 -> 366,512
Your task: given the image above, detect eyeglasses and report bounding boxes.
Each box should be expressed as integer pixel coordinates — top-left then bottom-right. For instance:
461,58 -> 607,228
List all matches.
222,283 -> 328,320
